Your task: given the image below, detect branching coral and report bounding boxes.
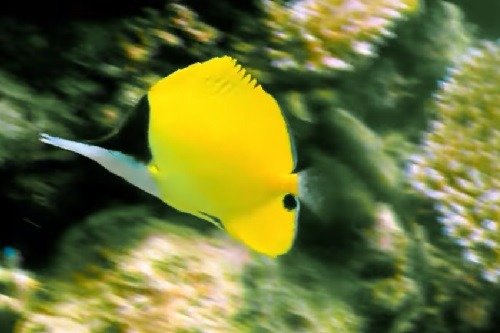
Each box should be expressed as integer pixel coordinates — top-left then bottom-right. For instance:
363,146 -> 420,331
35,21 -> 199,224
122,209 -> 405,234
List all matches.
264,0 -> 419,71
408,41 -> 500,283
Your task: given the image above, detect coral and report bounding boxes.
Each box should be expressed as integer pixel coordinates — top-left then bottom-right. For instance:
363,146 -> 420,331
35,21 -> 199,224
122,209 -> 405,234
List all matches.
324,108 -> 400,196
18,221 -> 249,333
408,41 -> 500,282
13,211 -> 363,332
359,223 -> 497,332
0,267 -> 38,332
368,204 -> 407,254
296,108 -> 400,248
356,209 -> 421,332
237,254 -> 362,332
121,2 -> 220,65
336,0 -> 472,134
263,0 -> 419,71
406,226 -> 496,332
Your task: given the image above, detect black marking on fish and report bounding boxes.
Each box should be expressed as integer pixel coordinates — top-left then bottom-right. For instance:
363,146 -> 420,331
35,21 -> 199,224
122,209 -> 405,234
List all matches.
283,193 -> 297,211
86,94 -> 152,163
199,211 -> 223,229
276,104 -> 299,174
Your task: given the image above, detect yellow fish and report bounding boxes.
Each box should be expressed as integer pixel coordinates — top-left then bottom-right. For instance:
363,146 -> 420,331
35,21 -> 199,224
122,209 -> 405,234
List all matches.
40,56 -> 299,256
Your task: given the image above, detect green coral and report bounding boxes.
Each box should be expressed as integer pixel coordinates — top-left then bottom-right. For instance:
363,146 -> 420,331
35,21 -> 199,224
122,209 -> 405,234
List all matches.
408,41 -> 499,283
356,209 -> 421,333
359,223 -> 497,332
336,0 -> 472,134
404,226 -> 495,332
237,255 -> 362,332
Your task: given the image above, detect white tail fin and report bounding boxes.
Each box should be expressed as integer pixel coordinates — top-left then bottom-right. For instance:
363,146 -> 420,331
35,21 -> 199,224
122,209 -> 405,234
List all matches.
40,133 -> 159,198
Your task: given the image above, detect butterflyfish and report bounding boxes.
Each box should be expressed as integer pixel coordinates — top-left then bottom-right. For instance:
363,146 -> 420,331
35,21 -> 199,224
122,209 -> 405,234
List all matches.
40,56 -> 299,257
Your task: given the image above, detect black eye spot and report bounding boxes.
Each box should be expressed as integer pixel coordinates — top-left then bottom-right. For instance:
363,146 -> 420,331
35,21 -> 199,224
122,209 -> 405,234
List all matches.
283,193 -> 297,211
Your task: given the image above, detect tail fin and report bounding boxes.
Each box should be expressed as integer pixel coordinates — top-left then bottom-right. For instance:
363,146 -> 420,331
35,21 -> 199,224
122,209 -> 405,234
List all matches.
40,133 -> 159,198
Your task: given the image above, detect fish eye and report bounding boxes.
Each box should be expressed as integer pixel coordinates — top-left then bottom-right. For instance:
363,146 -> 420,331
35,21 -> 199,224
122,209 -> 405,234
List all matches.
283,193 -> 297,211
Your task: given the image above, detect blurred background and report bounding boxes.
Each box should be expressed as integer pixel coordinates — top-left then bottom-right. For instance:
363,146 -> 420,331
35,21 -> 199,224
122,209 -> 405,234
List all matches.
0,0 -> 498,332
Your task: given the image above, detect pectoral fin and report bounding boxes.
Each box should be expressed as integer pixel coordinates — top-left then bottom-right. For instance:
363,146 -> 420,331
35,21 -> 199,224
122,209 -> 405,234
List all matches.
40,133 -> 159,198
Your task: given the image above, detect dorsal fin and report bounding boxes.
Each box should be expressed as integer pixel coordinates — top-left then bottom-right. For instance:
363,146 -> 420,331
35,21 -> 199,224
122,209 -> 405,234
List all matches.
149,56 -> 261,98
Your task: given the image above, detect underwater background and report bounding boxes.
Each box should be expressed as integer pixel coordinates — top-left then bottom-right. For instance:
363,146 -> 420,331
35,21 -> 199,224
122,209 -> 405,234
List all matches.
0,0 -> 498,332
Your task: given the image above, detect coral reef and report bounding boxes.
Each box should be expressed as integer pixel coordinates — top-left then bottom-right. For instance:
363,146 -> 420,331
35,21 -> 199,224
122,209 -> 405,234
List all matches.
0,1 -> 498,332
263,0 -> 419,71
13,209 -> 361,332
239,255 -> 362,332
19,229 -> 247,332
336,0 -> 472,134
122,2 -> 220,64
408,41 -> 499,283
0,266 -> 38,332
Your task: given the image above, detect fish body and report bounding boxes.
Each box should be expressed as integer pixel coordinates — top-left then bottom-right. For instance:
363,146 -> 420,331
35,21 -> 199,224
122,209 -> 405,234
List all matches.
41,56 -> 299,256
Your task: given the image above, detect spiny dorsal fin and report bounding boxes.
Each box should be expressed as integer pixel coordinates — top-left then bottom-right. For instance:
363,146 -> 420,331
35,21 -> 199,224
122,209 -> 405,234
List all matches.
150,56 -> 261,98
